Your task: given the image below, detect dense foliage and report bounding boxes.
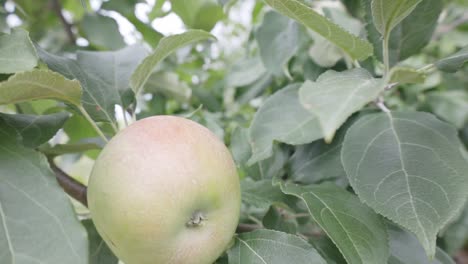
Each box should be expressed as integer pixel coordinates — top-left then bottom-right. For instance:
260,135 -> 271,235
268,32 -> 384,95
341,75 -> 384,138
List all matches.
0,0 -> 467,263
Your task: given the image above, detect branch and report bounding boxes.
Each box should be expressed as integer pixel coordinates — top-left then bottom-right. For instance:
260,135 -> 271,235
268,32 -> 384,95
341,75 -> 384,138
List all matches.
48,157 -> 88,207
50,0 -> 76,44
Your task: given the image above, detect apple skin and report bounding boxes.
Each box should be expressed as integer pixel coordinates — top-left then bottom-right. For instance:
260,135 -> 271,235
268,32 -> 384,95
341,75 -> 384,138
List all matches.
87,116 -> 241,264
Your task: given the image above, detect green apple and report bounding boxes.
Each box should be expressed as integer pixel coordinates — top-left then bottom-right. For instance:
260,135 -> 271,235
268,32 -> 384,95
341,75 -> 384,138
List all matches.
87,116 -> 241,264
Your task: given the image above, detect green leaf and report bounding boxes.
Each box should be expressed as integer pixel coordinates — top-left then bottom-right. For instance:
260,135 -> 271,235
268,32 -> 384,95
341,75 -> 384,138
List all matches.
130,30 -> 215,94
227,229 -> 326,264
0,112 -> 69,148
281,183 -> 389,264
248,84 -> 322,165
262,205 -> 298,234
0,70 -> 82,106
82,219 -> 118,264
371,0 -> 422,37
226,56 -> 267,88
435,46 -> 468,73
442,205 -> 468,255
171,0 -> 224,31
241,179 -> 287,209
0,119 -> 88,264
263,0 -> 373,60
256,11 -> 299,77
365,0 -> 442,66
387,224 -> 455,264
426,90 -> 468,129
39,143 -> 102,157
389,67 -> 426,84
81,14 -> 126,50
145,72 -> 192,102
341,112 -> 468,257
0,28 -> 38,73
299,69 -> 384,142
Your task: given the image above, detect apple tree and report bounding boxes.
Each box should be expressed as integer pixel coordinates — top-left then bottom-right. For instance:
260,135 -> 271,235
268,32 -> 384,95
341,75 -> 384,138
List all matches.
0,0 -> 467,263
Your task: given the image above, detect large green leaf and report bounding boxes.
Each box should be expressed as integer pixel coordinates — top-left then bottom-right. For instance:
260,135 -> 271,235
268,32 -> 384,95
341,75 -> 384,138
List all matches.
248,84 -> 322,165
170,0 -> 224,31
226,56 -> 267,88
0,112 -> 69,148
341,112 -> 468,257
365,0 -> 442,66
435,46 -> 468,73
0,28 -> 38,74
130,30 -> 215,94
0,119 -> 88,263
371,0 -> 422,37
426,90 -> 468,129
227,229 -> 326,264
281,183 -> 389,264
256,11 -> 299,77
0,70 -> 82,106
241,179 -> 287,210
81,14 -> 126,50
299,69 -> 384,142
82,219 -> 118,264
387,224 -> 455,264
263,0 -> 373,60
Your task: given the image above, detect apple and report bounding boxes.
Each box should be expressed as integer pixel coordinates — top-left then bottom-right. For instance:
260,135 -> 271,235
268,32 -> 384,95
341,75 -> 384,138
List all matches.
87,116 -> 241,264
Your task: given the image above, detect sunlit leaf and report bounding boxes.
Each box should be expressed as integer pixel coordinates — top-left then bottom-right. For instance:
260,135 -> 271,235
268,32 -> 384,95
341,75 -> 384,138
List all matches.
0,28 -> 38,73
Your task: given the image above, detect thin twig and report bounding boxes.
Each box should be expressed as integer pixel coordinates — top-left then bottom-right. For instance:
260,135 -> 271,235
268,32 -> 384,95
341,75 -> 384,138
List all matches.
50,0 -> 76,44
78,106 -> 109,143
48,157 -> 88,207
375,97 -> 390,113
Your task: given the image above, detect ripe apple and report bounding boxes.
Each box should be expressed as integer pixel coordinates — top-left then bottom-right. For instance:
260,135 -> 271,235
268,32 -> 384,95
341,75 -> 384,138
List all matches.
87,116 -> 241,264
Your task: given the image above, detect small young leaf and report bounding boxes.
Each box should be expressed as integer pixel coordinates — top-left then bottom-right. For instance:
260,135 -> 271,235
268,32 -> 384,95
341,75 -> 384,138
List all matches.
299,69 -> 384,142
371,0 -> 422,37
0,28 -> 38,73
145,72 -> 192,102
171,0 -> 224,31
263,0 -> 373,61
342,112 -> 468,258
281,183 -> 389,264
131,30 -> 215,94
387,224 -> 455,264
435,46 -> 468,73
227,229 -> 326,264
0,70 -> 82,106
81,14 -> 126,50
0,119 -> 88,264
0,112 -> 70,148
248,84 -> 322,165
256,11 -> 300,77
389,67 -> 426,84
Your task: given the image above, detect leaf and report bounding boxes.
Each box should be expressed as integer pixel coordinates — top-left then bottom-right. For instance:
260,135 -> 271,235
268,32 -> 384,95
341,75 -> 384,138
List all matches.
248,84 -> 322,165
387,224 -> 455,264
281,183 -> 389,264
299,69 -> 384,142
426,90 -> 468,129
262,205 -> 298,234
0,112 -> 69,148
171,0 -> 224,31
0,70 -> 82,106
256,11 -> 300,77
227,229 -> 326,264
0,28 -> 38,73
241,179 -> 287,209
39,143 -> 102,157
82,219 -> 119,264
81,14 -> 126,50
435,46 -> 468,73
341,112 -> 468,257
130,30 -> 215,94
145,72 -> 192,102
0,119 -> 88,264
371,0 -> 422,37
442,205 -> 468,255
263,0 -> 373,60
226,56 -> 267,88
76,44 -> 149,108
390,67 -> 426,84
365,0 -> 442,66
